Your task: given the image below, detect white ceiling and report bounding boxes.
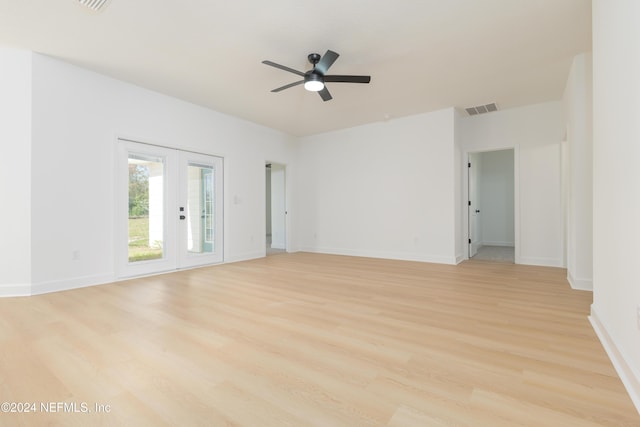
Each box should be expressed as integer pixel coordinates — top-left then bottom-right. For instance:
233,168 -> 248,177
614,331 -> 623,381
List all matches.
0,0 -> 591,136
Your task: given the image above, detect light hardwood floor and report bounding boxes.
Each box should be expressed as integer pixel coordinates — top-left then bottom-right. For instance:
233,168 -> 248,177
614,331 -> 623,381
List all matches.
1,253 -> 638,426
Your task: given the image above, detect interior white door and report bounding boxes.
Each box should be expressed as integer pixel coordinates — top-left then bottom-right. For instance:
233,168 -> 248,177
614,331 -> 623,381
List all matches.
468,153 -> 481,258
117,139 -> 223,278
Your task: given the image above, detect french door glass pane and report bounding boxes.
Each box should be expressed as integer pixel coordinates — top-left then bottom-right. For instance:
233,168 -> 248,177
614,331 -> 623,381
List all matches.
187,163 -> 214,254
128,154 -> 164,262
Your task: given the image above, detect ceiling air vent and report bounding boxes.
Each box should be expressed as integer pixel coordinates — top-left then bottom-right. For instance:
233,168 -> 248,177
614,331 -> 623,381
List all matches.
465,103 -> 499,116
77,0 -> 110,11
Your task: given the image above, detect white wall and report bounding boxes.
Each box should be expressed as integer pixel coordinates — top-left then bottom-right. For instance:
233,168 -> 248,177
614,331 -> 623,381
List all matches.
518,142 -> 563,266
563,53 -> 593,290
479,149 -> 514,247
0,49 -> 32,294
458,102 -> 565,267
591,0 -> 640,412
9,52 -> 295,295
296,109 -> 458,264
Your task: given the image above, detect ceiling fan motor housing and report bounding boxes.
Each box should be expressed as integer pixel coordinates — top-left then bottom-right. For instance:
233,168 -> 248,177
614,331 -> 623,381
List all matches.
305,72 -> 324,83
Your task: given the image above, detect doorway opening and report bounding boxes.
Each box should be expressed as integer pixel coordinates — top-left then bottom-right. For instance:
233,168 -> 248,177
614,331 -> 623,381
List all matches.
467,149 -> 515,263
265,162 -> 286,256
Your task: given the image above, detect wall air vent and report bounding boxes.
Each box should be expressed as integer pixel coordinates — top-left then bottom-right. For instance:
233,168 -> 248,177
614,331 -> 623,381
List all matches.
77,0 -> 110,11
465,103 -> 499,116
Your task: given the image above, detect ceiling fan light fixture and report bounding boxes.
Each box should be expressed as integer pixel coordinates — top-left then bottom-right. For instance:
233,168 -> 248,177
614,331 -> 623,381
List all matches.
304,74 -> 324,92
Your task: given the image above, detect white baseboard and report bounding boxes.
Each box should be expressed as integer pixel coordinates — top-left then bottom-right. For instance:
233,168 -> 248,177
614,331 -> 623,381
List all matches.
567,271 -> 593,291
589,307 -> 640,415
224,251 -> 267,264
0,274 -> 115,297
481,241 -> 514,247
0,283 -> 31,297
7,253 -> 272,297
517,256 -> 563,268
31,273 -> 115,296
298,246 -> 458,265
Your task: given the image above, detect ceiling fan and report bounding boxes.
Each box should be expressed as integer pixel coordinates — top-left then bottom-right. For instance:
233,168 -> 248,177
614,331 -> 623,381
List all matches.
262,50 -> 371,101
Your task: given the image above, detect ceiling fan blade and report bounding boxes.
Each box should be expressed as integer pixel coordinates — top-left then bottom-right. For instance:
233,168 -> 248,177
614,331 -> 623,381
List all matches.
318,86 -> 333,102
324,75 -> 371,84
262,60 -> 305,77
271,80 -> 304,92
315,50 -> 339,75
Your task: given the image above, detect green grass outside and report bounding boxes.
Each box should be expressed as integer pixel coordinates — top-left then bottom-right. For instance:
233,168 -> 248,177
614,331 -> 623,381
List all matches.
128,216 -> 163,262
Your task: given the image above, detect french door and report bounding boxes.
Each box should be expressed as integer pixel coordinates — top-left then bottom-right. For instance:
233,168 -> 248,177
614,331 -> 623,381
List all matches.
116,139 -> 223,278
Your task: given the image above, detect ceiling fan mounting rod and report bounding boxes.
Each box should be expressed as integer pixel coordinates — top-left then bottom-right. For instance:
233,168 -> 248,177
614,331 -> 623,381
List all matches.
308,53 -> 321,66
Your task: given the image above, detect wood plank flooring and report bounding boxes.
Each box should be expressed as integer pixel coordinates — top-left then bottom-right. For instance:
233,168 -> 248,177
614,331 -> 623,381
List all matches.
1,253 -> 638,426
